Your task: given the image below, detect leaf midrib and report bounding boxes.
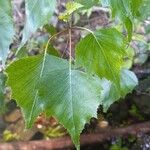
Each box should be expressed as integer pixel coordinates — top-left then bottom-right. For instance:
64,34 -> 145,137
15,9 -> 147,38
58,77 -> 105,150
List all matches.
69,65 -> 76,140
91,33 -> 120,92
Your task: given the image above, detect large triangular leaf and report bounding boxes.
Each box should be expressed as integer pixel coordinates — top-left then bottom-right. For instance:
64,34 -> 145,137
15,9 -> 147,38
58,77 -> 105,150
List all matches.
0,0 -> 14,65
21,0 -> 56,46
6,54 -> 103,149
101,69 -> 138,112
76,28 -> 126,94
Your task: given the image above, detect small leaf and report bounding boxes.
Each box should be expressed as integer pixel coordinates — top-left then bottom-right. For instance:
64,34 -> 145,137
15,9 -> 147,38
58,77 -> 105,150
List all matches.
6,54 -> 103,149
44,24 -> 57,36
0,0 -> 14,65
59,2 -> 83,22
47,44 -> 60,57
21,0 -> 56,47
101,69 -> 138,112
76,28 -> 126,94
108,0 -> 143,41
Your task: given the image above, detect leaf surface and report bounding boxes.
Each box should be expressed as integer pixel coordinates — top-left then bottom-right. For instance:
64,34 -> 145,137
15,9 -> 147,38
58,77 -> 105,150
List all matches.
21,0 -> 56,46
108,0 -> 142,40
59,2 -> 83,21
139,0 -> 150,20
6,54 -> 103,149
0,0 -> 14,65
75,0 -> 100,8
76,28 -> 126,94
101,69 -> 138,111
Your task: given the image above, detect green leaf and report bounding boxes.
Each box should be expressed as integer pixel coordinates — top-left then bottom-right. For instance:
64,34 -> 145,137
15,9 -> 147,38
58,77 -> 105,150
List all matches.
108,0 -> 142,41
122,46 -> 135,69
16,47 -> 28,59
139,0 -> 150,20
47,44 -> 60,57
21,0 -> 56,46
76,28 -> 126,93
130,0 -> 142,17
101,69 -> 138,112
0,0 -> 14,65
75,0 -> 100,8
44,24 -> 57,36
0,73 -> 6,114
59,2 -> 83,22
6,54 -> 103,149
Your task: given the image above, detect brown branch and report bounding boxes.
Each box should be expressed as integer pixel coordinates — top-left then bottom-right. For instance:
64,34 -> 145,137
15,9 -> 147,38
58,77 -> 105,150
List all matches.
0,121 -> 150,150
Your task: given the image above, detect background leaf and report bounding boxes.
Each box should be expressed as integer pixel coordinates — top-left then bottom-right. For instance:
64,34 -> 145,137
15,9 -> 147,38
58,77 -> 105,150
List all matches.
21,0 -> 56,47
75,0 -> 100,9
0,0 -> 14,65
6,54 -> 103,150
59,2 -> 83,21
44,24 -> 57,36
108,0 -> 143,41
46,44 -> 60,57
139,0 -> 150,20
101,69 -> 138,112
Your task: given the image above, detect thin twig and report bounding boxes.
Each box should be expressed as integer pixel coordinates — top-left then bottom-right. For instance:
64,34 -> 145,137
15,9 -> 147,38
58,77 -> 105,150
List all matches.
44,29 -> 68,55
71,26 -> 94,34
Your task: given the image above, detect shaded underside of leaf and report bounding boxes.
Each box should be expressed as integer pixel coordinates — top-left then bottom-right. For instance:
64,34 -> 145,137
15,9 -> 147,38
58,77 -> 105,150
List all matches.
6,54 -> 103,149
21,0 -> 56,46
101,69 -> 138,112
0,0 -> 14,65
